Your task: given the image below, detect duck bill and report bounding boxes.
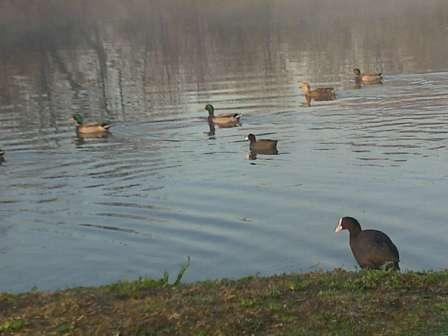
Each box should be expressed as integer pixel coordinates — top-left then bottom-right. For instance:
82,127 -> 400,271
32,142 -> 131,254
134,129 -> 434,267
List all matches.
335,218 -> 343,233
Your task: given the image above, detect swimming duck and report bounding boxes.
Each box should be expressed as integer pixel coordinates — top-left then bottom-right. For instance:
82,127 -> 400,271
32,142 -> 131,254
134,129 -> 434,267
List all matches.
300,82 -> 336,106
353,68 -> 383,84
335,216 -> 400,271
0,149 -> 4,157
246,133 -> 278,155
71,113 -> 112,134
205,104 -> 240,127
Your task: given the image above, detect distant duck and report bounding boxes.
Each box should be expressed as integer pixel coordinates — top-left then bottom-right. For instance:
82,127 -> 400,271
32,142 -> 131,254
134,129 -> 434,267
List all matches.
205,104 -> 240,127
71,113 -> 112,134
300,82 -> 336,106
246,133 -> 278,155
335,216 -> 400,271
353,68 -> 383,84
0,149 -> 4,162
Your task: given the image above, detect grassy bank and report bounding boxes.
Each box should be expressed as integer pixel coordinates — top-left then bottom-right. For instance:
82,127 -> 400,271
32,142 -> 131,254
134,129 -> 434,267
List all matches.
1,269 -> 448,335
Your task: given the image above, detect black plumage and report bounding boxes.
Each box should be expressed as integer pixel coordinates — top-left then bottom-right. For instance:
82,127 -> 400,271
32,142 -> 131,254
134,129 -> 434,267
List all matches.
335,216 -> 400,270
247,133 -> 278,155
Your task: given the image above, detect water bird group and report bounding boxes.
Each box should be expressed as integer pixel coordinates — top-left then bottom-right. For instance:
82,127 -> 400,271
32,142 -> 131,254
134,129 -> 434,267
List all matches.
3,66 -> 401,272
203,68 -> 398,271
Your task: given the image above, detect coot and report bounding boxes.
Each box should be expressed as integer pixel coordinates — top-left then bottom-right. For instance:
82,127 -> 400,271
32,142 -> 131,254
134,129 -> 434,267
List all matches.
335,216 -> 400,270
246,133 -> 278,155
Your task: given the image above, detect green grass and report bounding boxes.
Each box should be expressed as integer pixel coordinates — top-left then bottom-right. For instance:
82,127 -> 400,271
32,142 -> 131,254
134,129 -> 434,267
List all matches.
100,257 -> 191,298
0,319 -> 25,333
0,269 -> 447,335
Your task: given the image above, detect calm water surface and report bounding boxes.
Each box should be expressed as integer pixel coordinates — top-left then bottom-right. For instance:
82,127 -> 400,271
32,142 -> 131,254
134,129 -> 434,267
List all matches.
1,0 -> 448,291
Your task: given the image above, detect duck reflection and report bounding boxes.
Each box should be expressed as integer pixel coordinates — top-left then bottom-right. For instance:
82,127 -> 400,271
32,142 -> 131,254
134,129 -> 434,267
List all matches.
207,122 -> 216,137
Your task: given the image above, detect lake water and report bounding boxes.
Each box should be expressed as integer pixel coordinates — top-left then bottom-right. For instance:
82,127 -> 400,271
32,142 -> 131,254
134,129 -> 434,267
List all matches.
1,0 -> 448,292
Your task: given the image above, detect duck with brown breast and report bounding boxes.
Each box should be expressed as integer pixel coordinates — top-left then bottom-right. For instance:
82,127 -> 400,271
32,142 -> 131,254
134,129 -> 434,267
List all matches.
205,104 -> 241,128
299,81 -> 336,107
71,113 -> 112,135
353,68 -> 383,86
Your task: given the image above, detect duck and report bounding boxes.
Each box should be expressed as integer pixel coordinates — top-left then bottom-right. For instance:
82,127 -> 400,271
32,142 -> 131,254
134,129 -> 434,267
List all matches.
205,104 -> 240,127
299,82 -> 336,106
0,149 -> 4,162
246,133 -> 278,155
71,113 -> 112,134
353,68 -> 383,84
335,216 -> 400,271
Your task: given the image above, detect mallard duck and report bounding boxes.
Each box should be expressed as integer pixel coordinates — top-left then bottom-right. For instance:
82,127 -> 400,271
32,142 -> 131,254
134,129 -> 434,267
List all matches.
353,68 -> 383,84
246,133 -> 278,155
71,113 -> 112,134
300,82 -> 336,106
205,104 -> 240,126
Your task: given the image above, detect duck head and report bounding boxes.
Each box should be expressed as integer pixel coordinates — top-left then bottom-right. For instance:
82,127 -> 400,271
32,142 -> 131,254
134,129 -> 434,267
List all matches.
299,81 -> 311,94
353,68 -> 362,76
246,133 -> 256,143
71,113 -> 84,125
205,104 -> 215,116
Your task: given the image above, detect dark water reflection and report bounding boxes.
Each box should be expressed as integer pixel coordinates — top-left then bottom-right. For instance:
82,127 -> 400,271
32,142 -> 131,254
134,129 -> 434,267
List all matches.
1,0 -> 448,291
